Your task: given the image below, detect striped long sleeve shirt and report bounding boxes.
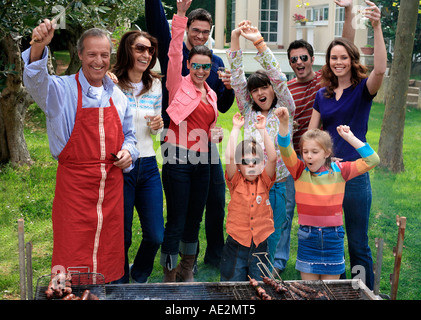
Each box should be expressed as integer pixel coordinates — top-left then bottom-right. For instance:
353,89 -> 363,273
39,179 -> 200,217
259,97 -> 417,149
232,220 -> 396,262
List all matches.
278,133 -> 380,227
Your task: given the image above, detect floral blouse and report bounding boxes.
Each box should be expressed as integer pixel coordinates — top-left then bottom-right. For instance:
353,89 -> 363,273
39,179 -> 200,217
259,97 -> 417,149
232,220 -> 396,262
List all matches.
226,48 -> 296,182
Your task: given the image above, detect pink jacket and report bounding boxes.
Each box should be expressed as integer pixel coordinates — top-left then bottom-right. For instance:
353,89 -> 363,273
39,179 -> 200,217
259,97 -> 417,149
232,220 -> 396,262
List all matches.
166,14 -> 218,128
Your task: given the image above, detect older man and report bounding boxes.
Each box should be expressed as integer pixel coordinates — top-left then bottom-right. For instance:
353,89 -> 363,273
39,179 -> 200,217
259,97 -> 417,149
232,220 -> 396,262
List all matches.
22,19 -> 139,282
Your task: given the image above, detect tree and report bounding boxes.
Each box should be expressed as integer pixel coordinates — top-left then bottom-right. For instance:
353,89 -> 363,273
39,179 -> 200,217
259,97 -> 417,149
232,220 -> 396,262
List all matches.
378,0 -> 419,172
0,0 -> 144,166
376,0 -> 421,71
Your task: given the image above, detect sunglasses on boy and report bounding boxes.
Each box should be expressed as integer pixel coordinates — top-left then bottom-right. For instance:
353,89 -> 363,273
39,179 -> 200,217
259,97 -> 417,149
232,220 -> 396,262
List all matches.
191,63 -> 212,70
241,158 -> 261,165
290,54 -> 309,64
132,43 -> 155,55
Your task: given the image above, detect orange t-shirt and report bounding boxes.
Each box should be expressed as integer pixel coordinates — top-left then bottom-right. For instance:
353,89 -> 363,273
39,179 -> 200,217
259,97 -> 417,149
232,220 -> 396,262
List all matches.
225,170 -> 276,247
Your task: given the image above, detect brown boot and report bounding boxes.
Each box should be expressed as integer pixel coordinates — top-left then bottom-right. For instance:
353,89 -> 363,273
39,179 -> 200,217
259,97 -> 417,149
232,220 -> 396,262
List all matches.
162,266 -> 177,282
176,254 -> 196,282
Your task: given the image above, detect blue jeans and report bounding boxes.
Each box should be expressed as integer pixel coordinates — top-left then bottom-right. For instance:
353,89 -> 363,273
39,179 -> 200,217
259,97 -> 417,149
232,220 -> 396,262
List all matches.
160,146 -> 210,270
267,181 -> 287,265
203,143 -> 226,267
220,236 -> 268,281
273,174 -> 295,270
118,156 -> 164,283
342,172 -> 374,289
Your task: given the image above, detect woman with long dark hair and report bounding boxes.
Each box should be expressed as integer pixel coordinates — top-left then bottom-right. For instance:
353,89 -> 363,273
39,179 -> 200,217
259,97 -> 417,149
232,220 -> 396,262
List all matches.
111,30 -> 165,283
308,0 -> 386,290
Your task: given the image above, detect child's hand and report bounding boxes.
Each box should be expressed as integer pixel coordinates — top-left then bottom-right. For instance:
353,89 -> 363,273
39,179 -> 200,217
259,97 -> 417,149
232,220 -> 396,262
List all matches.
232,112 -> 245,129
336,125 -> 354,140
240,24 -> 262,43
337,125 -> 365,149
274,107 -> 289,124
274,107 -> 289,136
255,114 -> 266,130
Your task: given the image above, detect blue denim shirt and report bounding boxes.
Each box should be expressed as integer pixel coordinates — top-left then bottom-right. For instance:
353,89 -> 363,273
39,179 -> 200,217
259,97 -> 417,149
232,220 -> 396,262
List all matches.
22,47 -> 139,167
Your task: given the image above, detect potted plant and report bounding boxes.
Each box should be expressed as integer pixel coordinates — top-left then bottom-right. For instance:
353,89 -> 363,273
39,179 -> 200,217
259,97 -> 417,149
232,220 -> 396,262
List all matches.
293,13 -> 308,25
361,44 -> 374,55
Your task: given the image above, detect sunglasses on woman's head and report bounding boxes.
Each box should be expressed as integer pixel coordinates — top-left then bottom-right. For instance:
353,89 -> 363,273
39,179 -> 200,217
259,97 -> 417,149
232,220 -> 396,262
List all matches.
290,54 -> 309,64
191,63 -> 212,70
241,158 -> 261,165
132,43 -> 155,55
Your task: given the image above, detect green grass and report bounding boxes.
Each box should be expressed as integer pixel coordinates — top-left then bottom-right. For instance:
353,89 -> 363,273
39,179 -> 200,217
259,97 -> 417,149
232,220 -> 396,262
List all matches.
1,102 -> 420,300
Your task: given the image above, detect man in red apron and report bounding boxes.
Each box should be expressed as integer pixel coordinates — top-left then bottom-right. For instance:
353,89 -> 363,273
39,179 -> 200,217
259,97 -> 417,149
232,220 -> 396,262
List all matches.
23,20 -> 139,282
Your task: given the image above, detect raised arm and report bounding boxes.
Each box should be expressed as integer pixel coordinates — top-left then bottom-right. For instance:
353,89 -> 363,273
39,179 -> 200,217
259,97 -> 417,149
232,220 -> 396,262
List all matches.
255,114 -> 276,179
225,112 -> 244,180
166,1 -> 190,104
145,0 -> 171,75
29,19 -> 56,63
227,22 -> 252,114
364,0 -> 387,95
336,0 -> 355,42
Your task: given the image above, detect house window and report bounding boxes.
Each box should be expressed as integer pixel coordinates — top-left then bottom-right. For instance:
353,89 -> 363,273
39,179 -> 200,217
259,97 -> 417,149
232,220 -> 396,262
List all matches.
306,5 -> 329,25
260,0 -> 279,43
335,6 -> 345,37
231,0 -> 236,36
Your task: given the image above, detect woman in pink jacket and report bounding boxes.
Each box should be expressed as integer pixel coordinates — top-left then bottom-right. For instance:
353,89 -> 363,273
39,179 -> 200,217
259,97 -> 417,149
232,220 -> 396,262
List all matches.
160,0 -> 219,282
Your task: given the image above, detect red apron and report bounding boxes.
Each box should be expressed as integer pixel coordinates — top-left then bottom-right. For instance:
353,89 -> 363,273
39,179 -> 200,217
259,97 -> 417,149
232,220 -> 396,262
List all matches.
51,72 -> 125,282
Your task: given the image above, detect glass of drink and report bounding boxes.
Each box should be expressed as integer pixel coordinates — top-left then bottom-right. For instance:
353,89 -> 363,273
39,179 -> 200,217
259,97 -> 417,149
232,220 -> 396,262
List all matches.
211,126 -> 224,143
218,67 -> 226,79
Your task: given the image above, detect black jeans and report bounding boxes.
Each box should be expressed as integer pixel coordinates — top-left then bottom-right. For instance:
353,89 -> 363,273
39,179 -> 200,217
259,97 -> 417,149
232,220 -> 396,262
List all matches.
160,146 -> 210,270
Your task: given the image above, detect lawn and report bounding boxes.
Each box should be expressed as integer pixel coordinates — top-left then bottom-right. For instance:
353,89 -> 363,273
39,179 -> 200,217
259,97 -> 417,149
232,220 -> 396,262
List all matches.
0,101 -> 420,300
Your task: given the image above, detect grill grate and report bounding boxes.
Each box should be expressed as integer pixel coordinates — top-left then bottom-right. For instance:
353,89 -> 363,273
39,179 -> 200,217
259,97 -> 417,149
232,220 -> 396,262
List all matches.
35,272 -> 106,300
103,280 -> 378,300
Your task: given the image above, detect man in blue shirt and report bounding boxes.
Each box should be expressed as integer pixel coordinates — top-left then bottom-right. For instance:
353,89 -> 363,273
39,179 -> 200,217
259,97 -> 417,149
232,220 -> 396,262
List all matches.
22,20 -> 139,282
145,0 -> 234,274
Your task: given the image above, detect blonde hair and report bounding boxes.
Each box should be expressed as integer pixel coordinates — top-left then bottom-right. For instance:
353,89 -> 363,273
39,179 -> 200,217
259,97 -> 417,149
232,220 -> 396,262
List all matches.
299,129 -> 333,170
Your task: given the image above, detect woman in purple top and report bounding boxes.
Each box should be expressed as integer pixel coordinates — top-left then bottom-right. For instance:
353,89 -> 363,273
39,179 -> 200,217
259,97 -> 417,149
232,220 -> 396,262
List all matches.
308,0 -> 386,290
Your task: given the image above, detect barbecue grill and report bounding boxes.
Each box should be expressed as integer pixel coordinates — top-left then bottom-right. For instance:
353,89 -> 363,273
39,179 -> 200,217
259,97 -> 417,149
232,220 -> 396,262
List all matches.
35,278 -> 379,300
105,280 -> 379,300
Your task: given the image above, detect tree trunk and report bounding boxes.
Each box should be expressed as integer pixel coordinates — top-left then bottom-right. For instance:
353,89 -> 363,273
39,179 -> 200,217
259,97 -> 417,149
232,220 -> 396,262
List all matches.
64,24 -> 83,75
378,0 -> 419,173
0,33 -> 33,165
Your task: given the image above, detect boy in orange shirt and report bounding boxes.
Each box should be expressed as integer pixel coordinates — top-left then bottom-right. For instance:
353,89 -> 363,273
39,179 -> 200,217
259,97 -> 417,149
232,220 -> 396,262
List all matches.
220,112 -> 277,281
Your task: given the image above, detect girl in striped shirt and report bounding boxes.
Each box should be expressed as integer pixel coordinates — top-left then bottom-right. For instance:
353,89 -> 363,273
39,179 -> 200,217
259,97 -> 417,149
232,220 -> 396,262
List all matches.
275,107 -> 379,281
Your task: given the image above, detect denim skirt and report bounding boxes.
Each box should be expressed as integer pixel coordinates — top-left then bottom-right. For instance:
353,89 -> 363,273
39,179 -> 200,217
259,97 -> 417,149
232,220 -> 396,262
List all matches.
296,225 -> 345,275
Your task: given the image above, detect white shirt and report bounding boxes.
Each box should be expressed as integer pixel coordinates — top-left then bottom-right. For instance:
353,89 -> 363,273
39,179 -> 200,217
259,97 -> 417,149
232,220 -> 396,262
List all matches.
120,78 -> 162,158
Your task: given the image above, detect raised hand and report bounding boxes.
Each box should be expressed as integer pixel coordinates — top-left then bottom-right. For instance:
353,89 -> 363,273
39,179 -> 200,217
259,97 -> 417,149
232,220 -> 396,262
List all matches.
31,18 -> 56,47
232,112 -> 245,129
274,107 -> 289,136
240,24 -> 263,43
334,0 -> 353,8
336,125 -> 354,140
274,107 -> 289,125
255,114 -> 266,130
363,0 -> 381,28
176,0 -> 192,17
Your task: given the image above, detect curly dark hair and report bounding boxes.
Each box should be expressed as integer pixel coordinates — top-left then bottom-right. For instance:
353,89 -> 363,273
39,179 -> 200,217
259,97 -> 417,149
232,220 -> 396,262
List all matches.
321,37 -> 368,99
